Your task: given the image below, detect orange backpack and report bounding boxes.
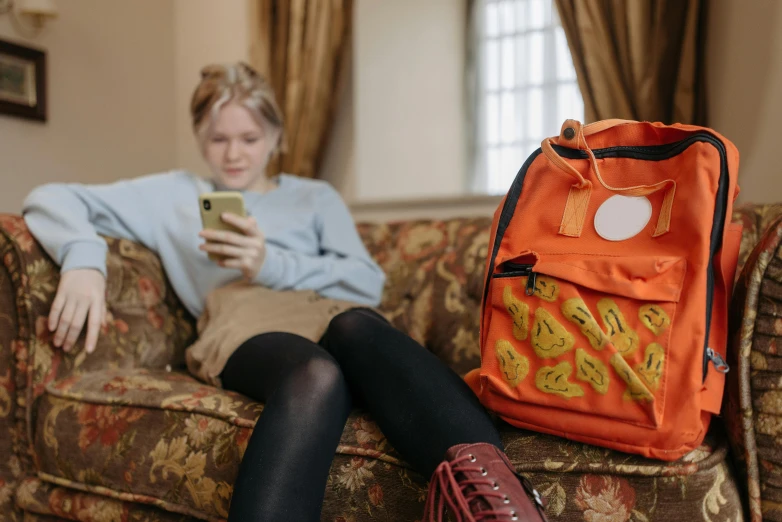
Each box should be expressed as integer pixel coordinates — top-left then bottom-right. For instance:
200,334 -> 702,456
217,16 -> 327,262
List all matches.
464,119 -> 741,461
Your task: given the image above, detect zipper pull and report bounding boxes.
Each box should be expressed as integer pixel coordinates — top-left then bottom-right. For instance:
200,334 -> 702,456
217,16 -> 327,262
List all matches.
525,271 -> 537,296
706,347 -> 730,374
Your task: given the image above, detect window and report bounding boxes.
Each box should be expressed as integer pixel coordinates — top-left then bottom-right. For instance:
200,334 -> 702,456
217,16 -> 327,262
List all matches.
471,0 -> 583,195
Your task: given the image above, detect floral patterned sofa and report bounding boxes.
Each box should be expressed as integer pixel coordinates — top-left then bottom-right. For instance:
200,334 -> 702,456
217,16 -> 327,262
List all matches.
1,203 -> 782,521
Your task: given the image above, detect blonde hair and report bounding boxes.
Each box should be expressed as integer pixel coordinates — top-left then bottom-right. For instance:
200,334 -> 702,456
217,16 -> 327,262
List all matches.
190,62 -> 284,151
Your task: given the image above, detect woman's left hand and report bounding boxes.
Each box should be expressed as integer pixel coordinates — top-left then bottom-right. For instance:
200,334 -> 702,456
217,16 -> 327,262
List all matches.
199,213 -> 267,280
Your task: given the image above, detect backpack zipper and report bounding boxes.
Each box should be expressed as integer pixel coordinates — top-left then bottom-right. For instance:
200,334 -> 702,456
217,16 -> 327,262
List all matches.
566,135 -> 731,380
706,347 -> 730,374
484,132 -> 731,383
608,136 -> 730,381
494,262 -> 539,295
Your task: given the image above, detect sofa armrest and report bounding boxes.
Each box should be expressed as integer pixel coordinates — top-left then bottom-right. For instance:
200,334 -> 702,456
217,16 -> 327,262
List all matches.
733,203 -> 782,276
725,208 -> 782,521
0,214 -> 196,477
0,217 -> 31,487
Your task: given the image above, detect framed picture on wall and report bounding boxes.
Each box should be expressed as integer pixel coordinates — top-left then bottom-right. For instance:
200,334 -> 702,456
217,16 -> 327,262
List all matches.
0,38 -> 46,122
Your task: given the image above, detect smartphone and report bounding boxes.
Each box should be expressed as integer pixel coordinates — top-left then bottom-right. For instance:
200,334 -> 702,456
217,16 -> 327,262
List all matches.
198,191 -> 247,262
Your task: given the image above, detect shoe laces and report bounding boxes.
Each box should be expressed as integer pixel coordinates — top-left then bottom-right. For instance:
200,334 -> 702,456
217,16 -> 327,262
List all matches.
423,453 -> 521,522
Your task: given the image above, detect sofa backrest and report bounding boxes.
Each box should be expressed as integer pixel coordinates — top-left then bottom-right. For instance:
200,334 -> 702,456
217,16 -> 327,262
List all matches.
357,217 -> 492,375
9,203 -> 775,390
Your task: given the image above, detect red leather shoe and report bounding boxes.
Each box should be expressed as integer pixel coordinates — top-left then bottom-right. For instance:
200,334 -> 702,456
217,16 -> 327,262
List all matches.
424,442 -> 548,521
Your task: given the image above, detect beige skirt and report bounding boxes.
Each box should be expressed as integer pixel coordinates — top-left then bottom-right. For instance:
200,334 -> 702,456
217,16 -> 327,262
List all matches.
185,281 -> 367,387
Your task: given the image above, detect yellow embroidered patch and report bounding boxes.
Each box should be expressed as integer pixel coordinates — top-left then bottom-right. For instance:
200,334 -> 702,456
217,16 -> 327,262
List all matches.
495,339 -> 529,388
597,299 -> 640,358
610,353 -> 654,402
636,343 -> 665,390
526,276 -> 559,302
562,298 -> 607,350
503,286 -> 530,341
535,361 -> 584,399
575,348 -> 610,394
638,304 -> 671,335
531,308 -> 575,359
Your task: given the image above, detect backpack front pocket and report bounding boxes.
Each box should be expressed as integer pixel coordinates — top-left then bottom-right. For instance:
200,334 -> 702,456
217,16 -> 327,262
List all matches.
484,253 -> 686,429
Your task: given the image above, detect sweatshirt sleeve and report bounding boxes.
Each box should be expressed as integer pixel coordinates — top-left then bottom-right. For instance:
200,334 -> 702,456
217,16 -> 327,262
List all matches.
22,172 -> 176,277
254,184 -> 386,307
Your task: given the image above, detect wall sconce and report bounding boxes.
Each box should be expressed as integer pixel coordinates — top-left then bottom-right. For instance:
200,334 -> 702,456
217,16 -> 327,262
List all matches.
0,0 -> 58,36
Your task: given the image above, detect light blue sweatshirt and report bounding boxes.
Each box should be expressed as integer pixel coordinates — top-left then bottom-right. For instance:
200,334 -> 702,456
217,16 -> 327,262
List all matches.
22,170 -> 386,318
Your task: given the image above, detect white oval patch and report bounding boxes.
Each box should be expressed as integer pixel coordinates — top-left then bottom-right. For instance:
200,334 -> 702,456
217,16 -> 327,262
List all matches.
594,195 -> 652,241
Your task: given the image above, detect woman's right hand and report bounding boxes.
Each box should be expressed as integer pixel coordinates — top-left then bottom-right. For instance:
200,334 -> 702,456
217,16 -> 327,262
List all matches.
49,268 -> 107,353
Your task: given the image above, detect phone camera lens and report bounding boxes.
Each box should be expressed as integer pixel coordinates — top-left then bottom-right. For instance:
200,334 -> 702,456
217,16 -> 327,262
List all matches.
203,200 -> 211,210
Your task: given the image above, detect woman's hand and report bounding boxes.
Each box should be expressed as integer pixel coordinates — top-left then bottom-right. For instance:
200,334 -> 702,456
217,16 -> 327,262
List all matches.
199,213 -> 267,280
49,268 -> 107,353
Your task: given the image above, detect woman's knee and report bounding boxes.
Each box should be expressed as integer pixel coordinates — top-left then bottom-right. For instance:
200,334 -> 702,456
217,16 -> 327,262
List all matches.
299,357 -> 345,394
222,332 -> 339,400
326,308 -> 383,343
279,356 -> 348,414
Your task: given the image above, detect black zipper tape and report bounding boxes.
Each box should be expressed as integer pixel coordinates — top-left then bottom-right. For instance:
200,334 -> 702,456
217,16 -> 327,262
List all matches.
483,133 -> 730,382
492,262 -> 533,279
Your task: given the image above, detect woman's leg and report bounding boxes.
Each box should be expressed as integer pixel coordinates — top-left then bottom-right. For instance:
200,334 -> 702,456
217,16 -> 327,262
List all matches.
320,308 -> 501,475
220,332 -> 352,522
321,309 -> 548,521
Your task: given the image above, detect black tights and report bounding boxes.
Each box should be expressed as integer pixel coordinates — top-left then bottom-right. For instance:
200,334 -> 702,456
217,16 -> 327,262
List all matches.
220,308 -> 502,522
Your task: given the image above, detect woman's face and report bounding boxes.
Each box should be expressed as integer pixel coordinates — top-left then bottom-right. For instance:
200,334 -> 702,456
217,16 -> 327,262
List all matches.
202,102 -> 279,192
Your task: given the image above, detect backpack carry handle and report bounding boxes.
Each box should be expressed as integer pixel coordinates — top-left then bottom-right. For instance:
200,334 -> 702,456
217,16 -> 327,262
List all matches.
542,119 -> 676,238
583,118 -> 636,136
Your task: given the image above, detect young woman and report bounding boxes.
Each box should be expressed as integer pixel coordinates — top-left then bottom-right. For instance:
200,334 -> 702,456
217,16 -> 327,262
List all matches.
22,62 -> 547,522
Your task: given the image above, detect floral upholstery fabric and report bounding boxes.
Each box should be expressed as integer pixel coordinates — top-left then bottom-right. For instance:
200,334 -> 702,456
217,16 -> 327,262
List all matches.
724,205 -> 782,522
24,365 -> 746,521
357,219 -> 491,376
732,204 -> 782,277
30,367 -> 427,521
0,476 -> 19,522
16,477 -> 192,521
501,425 -> 743,520
0,204 -> 778,521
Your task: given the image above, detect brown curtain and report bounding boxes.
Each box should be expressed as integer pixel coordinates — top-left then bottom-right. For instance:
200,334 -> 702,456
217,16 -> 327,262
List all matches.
554,0 -> 708,125
249,0 -> 353,178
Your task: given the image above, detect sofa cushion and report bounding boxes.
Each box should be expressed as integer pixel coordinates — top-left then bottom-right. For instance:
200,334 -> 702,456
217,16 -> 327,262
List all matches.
34,368 -> 417,520
498,423 -> 743,520
16,477 -> 192,521
34,368 -> 745,521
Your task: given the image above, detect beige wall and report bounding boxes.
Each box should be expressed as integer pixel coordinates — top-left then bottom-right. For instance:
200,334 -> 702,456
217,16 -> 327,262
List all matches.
0,0 -> 176,213
707,0 -> 782,204
4,0 -> 778,216
351,0 -> 467,203
173,0 -> 249,179
0,0 -> 469,216
319,42 -> 357,200
336,0 -> 782,216
351,193 -> 501,223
